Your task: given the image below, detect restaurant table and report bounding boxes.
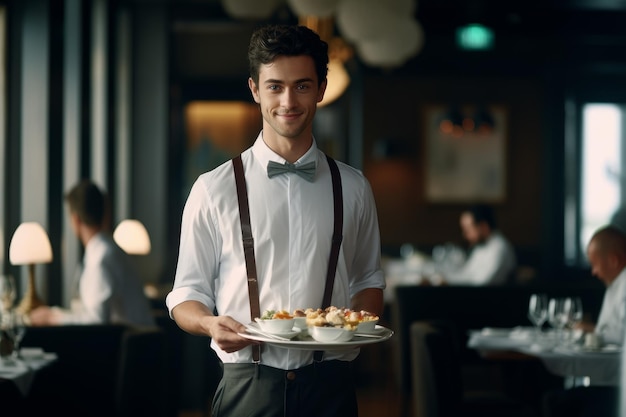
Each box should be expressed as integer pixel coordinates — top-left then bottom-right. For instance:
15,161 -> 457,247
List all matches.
468,327 -> 620,386
0,349 -> 58,399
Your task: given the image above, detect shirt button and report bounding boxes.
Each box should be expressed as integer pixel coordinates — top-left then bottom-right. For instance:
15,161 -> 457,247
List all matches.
286,371 -> 296,381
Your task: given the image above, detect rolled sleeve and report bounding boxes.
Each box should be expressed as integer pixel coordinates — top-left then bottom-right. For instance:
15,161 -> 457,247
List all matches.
165,286 -> 215,317
349,177 -> 386,298
167,177 -> 220,318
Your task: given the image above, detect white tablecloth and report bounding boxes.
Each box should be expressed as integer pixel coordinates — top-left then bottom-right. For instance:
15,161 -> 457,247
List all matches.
468,327 -> 621,386
0,351 -> 58,396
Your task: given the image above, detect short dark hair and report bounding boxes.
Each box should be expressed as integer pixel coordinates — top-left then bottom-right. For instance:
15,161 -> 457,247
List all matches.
467,204 -> 496,229
65,179 -> 106,227
248,24 -> 328,87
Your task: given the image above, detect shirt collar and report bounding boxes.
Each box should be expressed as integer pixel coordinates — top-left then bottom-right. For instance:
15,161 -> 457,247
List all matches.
251,131 -> 318,169
609,267 -> 626,288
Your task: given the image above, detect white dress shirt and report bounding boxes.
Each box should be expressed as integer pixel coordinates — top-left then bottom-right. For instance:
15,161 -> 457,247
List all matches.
166,134 -> 385,370
444,231 -> 517,286
56,232 -> 155,327
596,267 -> 626,345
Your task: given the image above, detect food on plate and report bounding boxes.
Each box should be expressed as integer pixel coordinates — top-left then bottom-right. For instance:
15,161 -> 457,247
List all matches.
345,309 -> 378,325
255,309 -> 296,334
259,309 -> 293,320
292,309 -> 308,330
325,308 -> 345,327
304,306 -> 379,331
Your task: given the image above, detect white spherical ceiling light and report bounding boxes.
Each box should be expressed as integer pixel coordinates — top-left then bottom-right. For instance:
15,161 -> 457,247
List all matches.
357,18 -> 425,68
386,0 -> 418,15
288,0 -> 340,17
221,0 -> 282,20
336,0 -> 399,43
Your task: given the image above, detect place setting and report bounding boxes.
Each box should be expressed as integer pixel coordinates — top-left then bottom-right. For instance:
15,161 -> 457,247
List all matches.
467,293 -> 622,386
471,293 -> 609,354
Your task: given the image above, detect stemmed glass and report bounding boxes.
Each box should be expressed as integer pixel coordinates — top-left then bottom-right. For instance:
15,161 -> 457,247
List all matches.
528,293 -> 548,339
564,297 -> 583,345
0,275 -> 17,312
548,298 -> 570,343
0,312 -> 15,364
0,276 -> 26,362
13,314 -> 26,360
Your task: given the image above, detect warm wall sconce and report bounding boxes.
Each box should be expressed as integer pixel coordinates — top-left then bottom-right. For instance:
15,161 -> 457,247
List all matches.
9,222 -> 53,314
113,219 -> 151,255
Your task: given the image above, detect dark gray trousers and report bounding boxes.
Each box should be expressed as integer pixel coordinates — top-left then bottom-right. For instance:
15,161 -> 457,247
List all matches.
211,360 -> 358,417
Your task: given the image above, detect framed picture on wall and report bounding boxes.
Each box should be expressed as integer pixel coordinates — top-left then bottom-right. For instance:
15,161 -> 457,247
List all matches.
423,104 -> 507,203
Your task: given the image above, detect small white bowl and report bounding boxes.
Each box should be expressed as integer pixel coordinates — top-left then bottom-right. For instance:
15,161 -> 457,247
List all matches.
309,325 -> 355,343
356,319 -> 379,334
293,317 -> 307,332
255,317 -> 295,334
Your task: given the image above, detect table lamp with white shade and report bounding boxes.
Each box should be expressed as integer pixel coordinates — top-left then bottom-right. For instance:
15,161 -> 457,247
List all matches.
9,222 -> 53,314
113,219 -> 158,298
113,219 -> 151,255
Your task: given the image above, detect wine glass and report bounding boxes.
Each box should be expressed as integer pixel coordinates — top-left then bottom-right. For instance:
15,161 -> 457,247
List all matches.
548,298 -> 570,342
528,293 -> 548,338
548,298 -> 560,327
10,312 -> 27,360
0,275 -> 17,312
564,297 -> 583,344
0,311 -> 16,364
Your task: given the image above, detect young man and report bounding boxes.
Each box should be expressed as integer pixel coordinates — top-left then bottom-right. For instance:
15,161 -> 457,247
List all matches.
166,24 -> 385,417
29,179 -> 155,327
443,204 -> 517,286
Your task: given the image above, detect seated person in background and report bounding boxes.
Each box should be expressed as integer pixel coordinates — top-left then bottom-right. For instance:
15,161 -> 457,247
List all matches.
577,225 -> 626,345
542,226 -> 625,417
29,179 -> 155,327
442,204 -> 516,286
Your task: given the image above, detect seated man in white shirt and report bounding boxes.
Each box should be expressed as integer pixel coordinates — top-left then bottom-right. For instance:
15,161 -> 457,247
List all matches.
577,225 -> 626,345
442,204 -> 517,286
543,226 -> 624,417
29,179 -> 155,327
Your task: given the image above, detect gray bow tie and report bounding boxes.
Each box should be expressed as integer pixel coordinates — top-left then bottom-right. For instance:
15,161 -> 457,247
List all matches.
267,160 -> 316,182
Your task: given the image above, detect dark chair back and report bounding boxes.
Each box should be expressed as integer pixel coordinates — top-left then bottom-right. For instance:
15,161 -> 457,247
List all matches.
410,319 -> 539,417
22,324 -> 129,416
410,320 -> 464,417
115,326 -> 169,417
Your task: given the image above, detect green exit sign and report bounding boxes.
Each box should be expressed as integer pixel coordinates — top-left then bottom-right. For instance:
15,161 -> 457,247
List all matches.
456,24 -> 494,50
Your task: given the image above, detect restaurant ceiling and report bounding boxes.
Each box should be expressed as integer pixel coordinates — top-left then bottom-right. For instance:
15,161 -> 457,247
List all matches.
160,0 -> 626,79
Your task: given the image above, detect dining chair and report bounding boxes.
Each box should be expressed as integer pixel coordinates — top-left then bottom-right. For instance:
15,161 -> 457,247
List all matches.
21,324 -> 129,416
409,319 -> 539,417
114,325 -> 171,417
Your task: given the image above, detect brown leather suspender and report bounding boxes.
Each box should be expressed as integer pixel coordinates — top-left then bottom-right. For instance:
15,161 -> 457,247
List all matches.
232,154 -> 343,364
314,154 -> 343,362
321,154 -> 344,309
233,155 -> 262,362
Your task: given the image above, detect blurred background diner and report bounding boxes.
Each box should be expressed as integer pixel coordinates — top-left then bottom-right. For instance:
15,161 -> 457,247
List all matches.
2,0 -> 626,416
28,179 -> 155,327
